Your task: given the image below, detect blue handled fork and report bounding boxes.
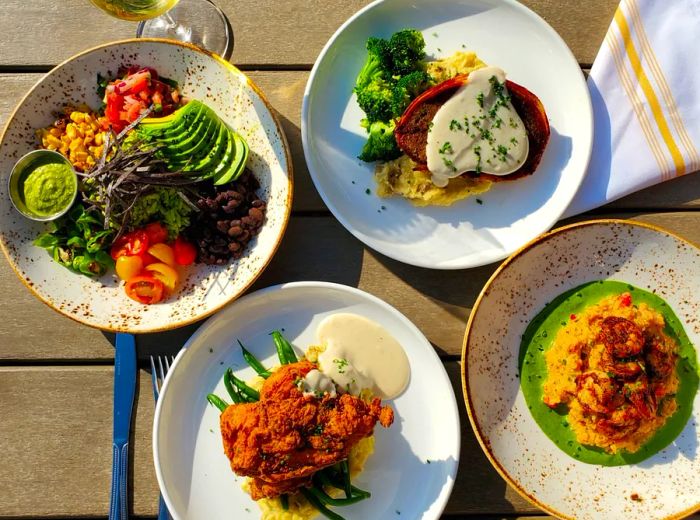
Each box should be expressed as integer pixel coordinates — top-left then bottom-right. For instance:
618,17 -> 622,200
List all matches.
150,354 -> 175,520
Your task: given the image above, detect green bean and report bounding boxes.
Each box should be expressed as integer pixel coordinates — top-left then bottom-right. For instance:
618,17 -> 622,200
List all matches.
340,460 -> 352,498
239,340 -> 271,378
272,330 -> 298,364
206,393 -> 229,412
317,469 -> 370,498
280,494 -> 289,511
300,488 -> 346,520
307,485 -> 369,507
230,372 -> 260,401
224,368 -> 243,404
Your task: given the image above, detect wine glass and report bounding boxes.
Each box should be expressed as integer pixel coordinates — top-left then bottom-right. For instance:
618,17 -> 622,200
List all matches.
90,0 -> 233,60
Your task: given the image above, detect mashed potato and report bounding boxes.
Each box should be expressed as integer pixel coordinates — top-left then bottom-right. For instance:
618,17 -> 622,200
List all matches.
375,155 -> 491,206
376,51 -> 490,205
543,293 -> 679,454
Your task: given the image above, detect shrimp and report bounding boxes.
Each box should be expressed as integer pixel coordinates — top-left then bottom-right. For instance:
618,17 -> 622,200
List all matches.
598,316 -> 644,358
575,371 -> 624,414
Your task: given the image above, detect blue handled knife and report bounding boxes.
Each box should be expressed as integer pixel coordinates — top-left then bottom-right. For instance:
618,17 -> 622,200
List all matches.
109,332 -> 137,520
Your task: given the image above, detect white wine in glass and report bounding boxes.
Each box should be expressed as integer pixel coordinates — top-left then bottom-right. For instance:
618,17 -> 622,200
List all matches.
90,0 -> 233,59
89,0 -> 179,21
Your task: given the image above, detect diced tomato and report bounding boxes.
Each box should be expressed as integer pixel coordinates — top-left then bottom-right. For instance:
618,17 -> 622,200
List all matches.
145,262 -> 179,292
126,100 -> 144,122
620,293 -> 632,307
570,314 -> 577,321
110,230 -> 149,260
144,222 -> 168,244
173,237 -> 197,266
148,243 -> 176,267
125,275 -> 165,304
115,69 -> 151,95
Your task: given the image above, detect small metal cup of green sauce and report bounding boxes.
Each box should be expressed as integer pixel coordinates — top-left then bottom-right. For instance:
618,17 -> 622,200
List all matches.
8,150 -> 78,221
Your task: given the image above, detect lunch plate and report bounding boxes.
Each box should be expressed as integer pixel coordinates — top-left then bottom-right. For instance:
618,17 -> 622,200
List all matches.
0,38 -> 292,332
302,0 -> 592,269
154,281 -> 461,519
463,220 -> 700,519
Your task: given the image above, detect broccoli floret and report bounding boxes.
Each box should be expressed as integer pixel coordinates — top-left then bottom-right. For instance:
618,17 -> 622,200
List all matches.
358,120 -> 402,162
356,78 -> 394,123
387,29 -> 426,75
354,37 -> 395,122
355,37 -> 390,89
391,71 -> 434,117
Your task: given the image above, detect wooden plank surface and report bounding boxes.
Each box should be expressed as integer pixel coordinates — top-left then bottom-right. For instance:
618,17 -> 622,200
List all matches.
0,0 -> 618,68
1,73 -> 699,217
1,211 -> 698,362
0,362 -> 540,518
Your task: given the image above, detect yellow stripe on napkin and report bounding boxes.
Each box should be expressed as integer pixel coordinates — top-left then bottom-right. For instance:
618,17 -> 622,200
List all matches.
606,30 -> 670,178
614,7 -> 686,178
627,0 -> 699,172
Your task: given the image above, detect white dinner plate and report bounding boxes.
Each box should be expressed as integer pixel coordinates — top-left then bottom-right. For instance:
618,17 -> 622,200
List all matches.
154,282 -> 461,519
302,0 -> 593,269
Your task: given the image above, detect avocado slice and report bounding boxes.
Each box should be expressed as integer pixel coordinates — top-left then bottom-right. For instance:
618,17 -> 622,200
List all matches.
184,122 -> 231,177
163,107 -> 221,160
213,130 -> 249,185
137,100 -> 203,139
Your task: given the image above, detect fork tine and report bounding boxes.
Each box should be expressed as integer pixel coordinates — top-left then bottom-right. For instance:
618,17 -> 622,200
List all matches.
149,355 -> 160,400
158,356 -> 166,390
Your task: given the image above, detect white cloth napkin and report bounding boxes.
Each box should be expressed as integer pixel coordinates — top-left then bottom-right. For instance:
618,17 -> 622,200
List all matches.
564,0 -> 700,217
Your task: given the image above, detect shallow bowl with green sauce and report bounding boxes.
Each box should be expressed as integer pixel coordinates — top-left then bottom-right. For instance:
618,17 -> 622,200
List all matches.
462,219 -> 700,520
8,150 -> 78,221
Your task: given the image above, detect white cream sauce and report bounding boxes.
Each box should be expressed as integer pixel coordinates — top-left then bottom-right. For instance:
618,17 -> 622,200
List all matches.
316,313 -> 410,399
425,66 -> 529,187
299,369 -> 337,398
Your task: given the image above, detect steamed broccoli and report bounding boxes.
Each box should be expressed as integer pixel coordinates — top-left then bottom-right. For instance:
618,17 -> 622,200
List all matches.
387,29 -> 426,75
391,71 -> 434,117
358,119 -> 401,162
354,37 -> 394,123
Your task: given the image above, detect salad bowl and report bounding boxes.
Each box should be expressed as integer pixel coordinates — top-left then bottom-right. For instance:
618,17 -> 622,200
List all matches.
0,38 -> 293,333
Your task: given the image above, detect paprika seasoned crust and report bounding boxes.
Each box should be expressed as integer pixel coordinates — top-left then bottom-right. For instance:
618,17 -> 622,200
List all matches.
220,361 -> 394,500
394,73 -> 550,182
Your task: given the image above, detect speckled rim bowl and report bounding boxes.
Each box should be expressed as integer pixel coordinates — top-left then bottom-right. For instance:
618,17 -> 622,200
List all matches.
0,38 -> 293,333
461,219 -> 700,520
8,149 -> 78,221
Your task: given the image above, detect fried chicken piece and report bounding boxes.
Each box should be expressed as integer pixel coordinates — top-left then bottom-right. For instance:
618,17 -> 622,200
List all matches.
220,361 -> 394,499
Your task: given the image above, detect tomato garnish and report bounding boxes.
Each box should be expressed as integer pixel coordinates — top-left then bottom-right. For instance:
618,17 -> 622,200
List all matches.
173,236 -> 197,266
110,230 -> 149,260
620,293 -> 632,307
144,222 -> 168,245
115,254 -> 144,281
145,262 -> 179,292
125,275 -> 165,304
147,243 -> 176,267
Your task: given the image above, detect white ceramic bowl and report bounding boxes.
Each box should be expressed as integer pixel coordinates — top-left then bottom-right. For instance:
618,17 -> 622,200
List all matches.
302,0 -> 592,269
462,220 -> 700,519
0,39 -> 293,332
154,282 -> 460,520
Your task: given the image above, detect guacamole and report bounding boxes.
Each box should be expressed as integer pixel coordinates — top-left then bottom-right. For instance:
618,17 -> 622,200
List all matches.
19,160 -> 76,217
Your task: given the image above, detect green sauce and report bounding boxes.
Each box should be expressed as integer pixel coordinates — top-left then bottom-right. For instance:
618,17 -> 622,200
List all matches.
519,281 -> 698,466
19,160 -> 76,217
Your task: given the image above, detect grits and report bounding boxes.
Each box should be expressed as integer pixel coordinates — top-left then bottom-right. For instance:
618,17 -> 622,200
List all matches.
542,292 -> 679,454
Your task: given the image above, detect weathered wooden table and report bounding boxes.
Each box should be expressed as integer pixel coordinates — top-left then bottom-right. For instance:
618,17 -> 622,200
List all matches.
1,1 -> 698,518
